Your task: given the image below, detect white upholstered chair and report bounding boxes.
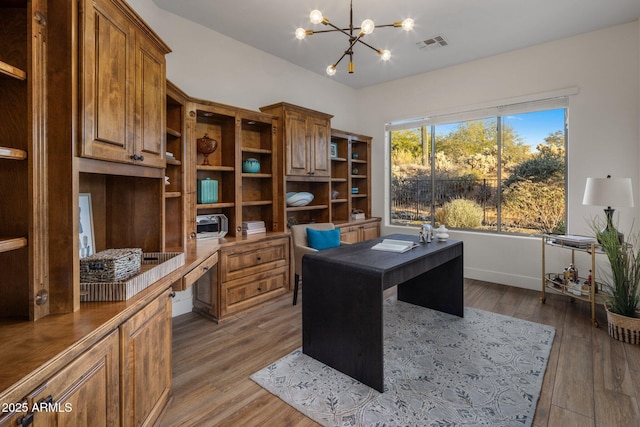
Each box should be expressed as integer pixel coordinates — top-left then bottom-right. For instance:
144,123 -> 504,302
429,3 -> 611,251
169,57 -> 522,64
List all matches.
290,223 -> 346,305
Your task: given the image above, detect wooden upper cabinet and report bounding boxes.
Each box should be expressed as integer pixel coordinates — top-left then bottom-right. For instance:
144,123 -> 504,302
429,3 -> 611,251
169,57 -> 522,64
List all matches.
261,102 -> 332,178
308,115 -> 330,177
284,109 -> 309,176
80,0 -> 170,168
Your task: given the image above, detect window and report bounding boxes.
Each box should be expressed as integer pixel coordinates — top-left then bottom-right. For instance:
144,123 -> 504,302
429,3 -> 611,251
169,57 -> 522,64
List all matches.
388,98 -> 567,235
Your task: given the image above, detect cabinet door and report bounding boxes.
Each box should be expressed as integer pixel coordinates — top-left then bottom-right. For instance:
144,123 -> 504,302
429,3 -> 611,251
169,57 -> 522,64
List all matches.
134,32 -> 166,168
120,289 -> 172,427
361,221 -> 380,241
308,115 -> 331,177
28,330 -> 120,426
80,0 -> 135,164
340,226 -> 360,244
284,109 -> 310,176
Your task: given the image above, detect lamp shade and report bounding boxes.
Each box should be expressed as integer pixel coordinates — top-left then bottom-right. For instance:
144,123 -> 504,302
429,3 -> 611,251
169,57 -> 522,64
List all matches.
582,177 -> 634,208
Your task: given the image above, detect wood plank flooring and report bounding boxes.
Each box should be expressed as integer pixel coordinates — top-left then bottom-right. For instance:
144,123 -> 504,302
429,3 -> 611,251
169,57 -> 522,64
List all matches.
158,279 -> 640,427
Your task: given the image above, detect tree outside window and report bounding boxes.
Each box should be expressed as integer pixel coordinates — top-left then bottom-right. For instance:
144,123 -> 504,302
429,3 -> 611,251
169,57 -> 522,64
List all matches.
389,107 -> 566,235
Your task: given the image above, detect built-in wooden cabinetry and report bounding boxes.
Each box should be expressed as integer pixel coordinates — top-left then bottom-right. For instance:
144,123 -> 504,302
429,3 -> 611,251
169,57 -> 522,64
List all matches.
337,218 -> 381,243
80,0 -> 169,168
1,1 -> 175,425
120,288 -> 173,426
329,129 -> 373,223
0,0 -> 49,321
218,235 -> 289,318
165,82 -> 189,251
187,99 -> 283,237
260,102 -> 333,226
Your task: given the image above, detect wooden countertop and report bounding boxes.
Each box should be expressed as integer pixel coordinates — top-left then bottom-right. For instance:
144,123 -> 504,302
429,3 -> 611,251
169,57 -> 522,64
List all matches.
0,239 -> 222,405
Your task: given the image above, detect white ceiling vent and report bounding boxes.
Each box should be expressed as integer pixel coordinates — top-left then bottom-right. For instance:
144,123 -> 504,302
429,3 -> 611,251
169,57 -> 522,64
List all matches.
417,35 -> 448,51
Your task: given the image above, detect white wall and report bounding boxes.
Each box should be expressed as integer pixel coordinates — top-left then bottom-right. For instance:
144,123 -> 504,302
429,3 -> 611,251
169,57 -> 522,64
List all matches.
129,0 -> 640,310
357,21 -> 640,290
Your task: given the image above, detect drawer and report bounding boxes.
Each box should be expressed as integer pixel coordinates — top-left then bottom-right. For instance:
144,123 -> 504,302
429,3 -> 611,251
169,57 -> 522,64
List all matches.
220,237 -> 289,282
182,252 -> 218,289
220,266 -> 288,317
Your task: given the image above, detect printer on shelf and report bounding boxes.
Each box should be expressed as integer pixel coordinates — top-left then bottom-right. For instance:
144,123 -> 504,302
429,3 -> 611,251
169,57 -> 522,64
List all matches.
196,214 -> 228,239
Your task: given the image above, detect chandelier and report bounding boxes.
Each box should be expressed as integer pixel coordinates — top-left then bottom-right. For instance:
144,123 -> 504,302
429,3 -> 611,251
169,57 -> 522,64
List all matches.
295,1 -> 414,76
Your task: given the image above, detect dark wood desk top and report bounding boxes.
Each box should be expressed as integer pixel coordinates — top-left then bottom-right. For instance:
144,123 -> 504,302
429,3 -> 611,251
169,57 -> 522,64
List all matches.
304,233 -> 462,289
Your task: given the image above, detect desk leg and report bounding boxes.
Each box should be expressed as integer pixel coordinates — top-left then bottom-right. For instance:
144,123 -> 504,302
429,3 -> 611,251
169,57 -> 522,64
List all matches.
397,255 -> 464,317
302,259 -> 384,392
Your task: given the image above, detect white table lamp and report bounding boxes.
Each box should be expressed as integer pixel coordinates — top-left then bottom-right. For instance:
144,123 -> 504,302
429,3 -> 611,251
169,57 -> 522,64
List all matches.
583,175 -> 634,242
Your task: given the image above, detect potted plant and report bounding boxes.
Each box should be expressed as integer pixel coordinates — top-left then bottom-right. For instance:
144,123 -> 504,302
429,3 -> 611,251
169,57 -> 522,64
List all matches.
592,219 -> 640,344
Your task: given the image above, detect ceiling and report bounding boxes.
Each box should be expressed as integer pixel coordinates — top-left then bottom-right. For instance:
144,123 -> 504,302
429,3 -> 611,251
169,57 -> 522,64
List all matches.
152,0 -> 640,89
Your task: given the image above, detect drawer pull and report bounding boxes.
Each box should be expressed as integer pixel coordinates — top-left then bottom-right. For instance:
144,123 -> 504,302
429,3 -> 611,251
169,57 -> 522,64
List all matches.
203,266 -> 209,272
17,413 -> 34,427
257,256 -> 262,261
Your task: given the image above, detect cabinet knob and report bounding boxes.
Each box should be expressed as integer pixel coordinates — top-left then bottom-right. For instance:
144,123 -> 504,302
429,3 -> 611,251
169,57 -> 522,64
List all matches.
257,256 -> 262,261
170,291 -> 176,298
203,266 -> 209,272
190,232 -> 197,239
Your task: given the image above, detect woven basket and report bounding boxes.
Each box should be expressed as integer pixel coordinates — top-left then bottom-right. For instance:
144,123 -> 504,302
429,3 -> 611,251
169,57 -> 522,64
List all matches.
80,248 -> 142,283
605,305 -> 640,345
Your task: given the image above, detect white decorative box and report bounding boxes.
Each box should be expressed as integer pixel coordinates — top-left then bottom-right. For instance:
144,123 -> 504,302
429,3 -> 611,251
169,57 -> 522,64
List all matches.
80,252 -> 185,301
351,213 -> 365,220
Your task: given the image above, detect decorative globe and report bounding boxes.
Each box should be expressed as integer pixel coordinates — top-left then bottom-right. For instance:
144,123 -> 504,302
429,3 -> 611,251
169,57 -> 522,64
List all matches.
197,133 -> 218,166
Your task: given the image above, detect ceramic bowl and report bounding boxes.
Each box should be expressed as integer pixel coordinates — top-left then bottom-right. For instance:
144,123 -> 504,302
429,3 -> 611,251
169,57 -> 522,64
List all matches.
242,158 -> 260,173
286,191 -> 314,207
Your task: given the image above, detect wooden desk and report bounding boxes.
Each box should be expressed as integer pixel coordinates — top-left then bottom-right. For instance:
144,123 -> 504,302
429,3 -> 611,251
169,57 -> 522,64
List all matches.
302,234 -> 463,392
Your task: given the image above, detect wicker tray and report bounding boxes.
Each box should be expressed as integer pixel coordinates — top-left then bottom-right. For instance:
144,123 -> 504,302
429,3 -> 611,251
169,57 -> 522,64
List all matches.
80,248 -> 143,283
80,252 -> 185,302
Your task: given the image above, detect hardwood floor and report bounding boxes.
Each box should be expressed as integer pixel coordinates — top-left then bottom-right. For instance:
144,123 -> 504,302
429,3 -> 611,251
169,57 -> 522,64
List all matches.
158,279 -> 640,427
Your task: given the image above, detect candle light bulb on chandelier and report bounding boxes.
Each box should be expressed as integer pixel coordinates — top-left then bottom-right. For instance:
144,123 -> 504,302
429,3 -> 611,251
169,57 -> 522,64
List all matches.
326,64 -> 337,76
295,28 -> 307,40
360,19 -> 375,35
378,49 -> 391,61
401,18 -> 414,31
309,10 -> 324,25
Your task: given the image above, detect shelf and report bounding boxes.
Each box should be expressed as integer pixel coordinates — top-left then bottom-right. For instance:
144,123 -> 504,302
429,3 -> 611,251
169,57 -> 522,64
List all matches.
166,158 -> 181,166
197,202 -> 235,209
242,200 -> 272,207
286,204 -> 329,212
352,175 -> 367,179
0,146 -> 27,160
242,173 -> 272,178
351,194 -> 368,198
331,178 -> 347,183
331,199 -> 348,204
197,165 -> 235,172
0,60 -> 26,80
0,237 -> 28,253
166,127 -> 181,138
165,192 -> 181,199
351,159 -> 367,164
331,157 -> 347,162
242,147 -> 272,155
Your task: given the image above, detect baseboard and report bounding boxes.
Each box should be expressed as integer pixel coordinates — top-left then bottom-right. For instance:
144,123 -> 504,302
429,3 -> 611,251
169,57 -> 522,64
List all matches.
464,266 -> 539,291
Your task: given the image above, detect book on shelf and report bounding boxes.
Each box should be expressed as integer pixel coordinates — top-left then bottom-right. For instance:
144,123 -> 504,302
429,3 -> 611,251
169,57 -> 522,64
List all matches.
371,239 -> 419,253
242,220 -> 265,230
242,227 -> 267,236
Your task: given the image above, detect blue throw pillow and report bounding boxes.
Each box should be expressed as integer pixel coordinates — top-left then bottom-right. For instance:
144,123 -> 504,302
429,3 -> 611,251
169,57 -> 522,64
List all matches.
306,228 -> 341,250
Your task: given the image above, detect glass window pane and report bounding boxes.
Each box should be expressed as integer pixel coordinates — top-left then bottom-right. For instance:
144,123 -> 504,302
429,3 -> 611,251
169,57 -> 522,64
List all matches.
501,109 -> 566,234
389,127 -> 432,226
434,118 -> 497,231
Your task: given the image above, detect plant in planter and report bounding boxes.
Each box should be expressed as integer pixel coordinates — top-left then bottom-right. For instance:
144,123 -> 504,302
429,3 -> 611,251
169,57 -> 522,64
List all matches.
592,218 -> 640,343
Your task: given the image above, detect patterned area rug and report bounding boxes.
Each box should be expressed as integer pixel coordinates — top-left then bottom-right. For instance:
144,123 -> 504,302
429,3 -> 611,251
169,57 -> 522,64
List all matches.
251,300 -> 555,427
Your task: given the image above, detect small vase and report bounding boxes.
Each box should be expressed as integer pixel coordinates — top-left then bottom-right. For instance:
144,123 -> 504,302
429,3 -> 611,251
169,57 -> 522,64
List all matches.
242,158 -> 260,173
